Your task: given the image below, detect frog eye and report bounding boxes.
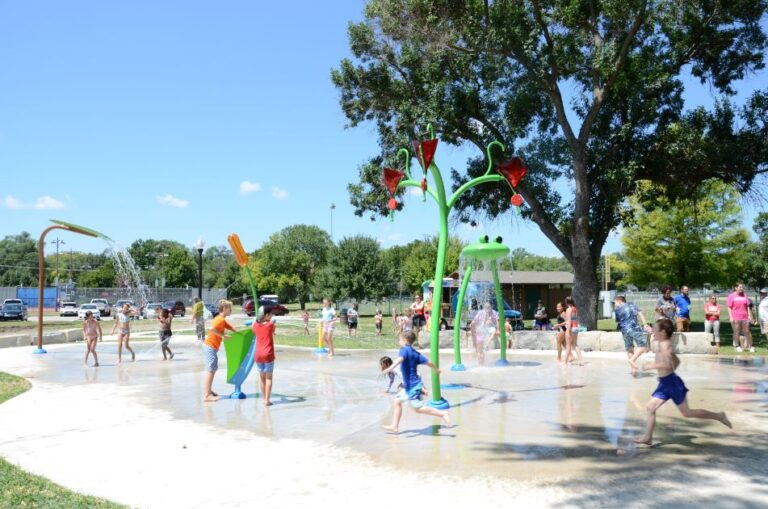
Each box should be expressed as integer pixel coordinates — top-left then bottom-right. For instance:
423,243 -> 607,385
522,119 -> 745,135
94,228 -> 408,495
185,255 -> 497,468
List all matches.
495,236 -> 503,244
480,235 -> 489,243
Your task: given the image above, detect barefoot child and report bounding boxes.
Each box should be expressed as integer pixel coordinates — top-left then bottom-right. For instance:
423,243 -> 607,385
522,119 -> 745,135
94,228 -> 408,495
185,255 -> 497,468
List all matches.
382,331 -> 451,433
613,295 -> 651,374
157,307 -> 174,360
321,298 -> 336,358
378,356 -> 401,393
374,309 -> 383,337
634,318 -> 732,445
302,309 -> 310,335
202,300 -> 235,402
111,303 -> 136,363
82,311 -> 101,367
252,304 -> 276,406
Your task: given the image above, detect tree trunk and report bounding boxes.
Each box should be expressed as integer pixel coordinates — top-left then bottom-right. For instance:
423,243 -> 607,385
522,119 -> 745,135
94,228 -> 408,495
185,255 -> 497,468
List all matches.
572,254 -> 599,330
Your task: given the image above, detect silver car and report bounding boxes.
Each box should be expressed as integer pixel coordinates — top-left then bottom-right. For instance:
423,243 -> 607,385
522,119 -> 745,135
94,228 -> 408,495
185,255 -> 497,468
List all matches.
78,303 -> 101,320
142,303 -> 163,320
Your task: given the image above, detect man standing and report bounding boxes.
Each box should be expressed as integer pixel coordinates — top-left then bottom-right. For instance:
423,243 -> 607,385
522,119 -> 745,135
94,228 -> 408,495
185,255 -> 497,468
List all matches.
674,285 -> 691,332
614,295 -> 652,374
758,288 -> 768,351
191,297 -> 205,342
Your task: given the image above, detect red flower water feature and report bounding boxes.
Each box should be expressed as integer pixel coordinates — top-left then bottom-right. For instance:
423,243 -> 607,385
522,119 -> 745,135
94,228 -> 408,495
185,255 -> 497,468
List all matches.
510,194 -> 524,207
412,138 -> 438,171
383,167 -> 405,196
496,157 -> 527,188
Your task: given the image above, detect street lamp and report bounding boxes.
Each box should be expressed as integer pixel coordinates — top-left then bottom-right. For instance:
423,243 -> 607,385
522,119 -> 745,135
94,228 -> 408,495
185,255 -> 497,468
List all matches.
195,237 -> 205,300
50,238 -> 65,310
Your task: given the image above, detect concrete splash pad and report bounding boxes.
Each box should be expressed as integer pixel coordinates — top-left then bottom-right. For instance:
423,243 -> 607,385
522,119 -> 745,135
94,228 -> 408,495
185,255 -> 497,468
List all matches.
0,339 -> 767,508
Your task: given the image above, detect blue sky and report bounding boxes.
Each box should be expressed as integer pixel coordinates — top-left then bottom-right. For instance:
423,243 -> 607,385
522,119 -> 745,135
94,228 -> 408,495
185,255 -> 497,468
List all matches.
1,1 -> 765,257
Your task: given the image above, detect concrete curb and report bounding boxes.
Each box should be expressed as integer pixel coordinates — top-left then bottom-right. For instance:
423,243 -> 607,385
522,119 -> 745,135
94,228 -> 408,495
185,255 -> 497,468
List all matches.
0,328 -> 84,348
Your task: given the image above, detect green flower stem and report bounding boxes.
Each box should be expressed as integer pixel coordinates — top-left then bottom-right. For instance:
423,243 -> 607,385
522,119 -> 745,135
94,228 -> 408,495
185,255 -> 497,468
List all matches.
453,260 -> 474,366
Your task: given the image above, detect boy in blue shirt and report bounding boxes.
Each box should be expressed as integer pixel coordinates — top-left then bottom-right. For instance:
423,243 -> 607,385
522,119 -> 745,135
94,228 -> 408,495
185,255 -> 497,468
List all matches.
613,295 -> 652,374
674,285 -> 691,332
382,331 -> 451,433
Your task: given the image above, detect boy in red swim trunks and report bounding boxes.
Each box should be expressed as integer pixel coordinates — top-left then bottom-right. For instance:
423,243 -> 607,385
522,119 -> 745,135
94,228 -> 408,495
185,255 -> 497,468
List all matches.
634,318 -> 732,445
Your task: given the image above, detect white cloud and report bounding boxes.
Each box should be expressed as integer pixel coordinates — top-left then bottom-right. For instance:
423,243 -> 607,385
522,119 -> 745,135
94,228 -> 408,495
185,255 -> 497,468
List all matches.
239,181 -> 261,195
271,187 -> 288,200
3,195 -> 25,209
33,195 -> 65,210
157,194 -> 189,208
3,195 -> 66,210
407,187 -> 423,197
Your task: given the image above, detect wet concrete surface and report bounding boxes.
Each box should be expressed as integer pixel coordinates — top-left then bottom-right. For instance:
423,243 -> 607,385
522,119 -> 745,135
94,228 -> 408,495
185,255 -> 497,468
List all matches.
5,339 -> 767,491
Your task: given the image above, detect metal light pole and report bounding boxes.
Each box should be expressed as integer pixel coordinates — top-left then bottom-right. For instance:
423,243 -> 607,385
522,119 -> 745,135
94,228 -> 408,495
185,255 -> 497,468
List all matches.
195,237 -> 205,301
330,203 -> 336,241
50,238 -> 65,310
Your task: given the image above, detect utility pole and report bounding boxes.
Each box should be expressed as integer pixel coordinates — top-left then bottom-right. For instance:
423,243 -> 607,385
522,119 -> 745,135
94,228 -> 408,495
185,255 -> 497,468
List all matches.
50,238 -> 65,285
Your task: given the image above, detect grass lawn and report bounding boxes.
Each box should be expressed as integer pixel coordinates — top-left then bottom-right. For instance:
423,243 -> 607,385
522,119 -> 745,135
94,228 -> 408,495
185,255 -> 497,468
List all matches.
0,372 -> 126,509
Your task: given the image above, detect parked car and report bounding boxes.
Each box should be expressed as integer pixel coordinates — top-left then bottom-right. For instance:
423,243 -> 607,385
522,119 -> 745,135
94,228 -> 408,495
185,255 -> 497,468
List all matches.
77,303 -> 101,320
204,302 -> 220,319
90,298 -> 111,317
59,301 -> 79,317
142,302 -> 163,320
162,300 -> 186,317
0,302 -> 28,321
2,298 -> 23,305
243,297 -> 289,317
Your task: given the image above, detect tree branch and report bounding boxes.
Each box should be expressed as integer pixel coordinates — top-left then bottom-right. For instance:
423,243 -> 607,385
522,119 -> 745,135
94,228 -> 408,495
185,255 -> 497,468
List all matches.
578,1 -> 647,145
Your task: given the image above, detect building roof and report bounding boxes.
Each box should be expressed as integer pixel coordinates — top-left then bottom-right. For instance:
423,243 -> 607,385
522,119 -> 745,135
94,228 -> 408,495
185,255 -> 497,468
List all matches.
470,270 -> 574,285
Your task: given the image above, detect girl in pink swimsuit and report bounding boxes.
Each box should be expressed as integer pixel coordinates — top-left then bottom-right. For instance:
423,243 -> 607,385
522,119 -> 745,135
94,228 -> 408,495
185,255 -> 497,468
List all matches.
82,310 -> 102,367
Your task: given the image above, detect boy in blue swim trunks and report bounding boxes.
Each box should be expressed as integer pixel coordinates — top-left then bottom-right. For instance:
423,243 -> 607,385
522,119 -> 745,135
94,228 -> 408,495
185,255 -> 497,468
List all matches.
382,331 -> 451,433
634,318 -> 732,445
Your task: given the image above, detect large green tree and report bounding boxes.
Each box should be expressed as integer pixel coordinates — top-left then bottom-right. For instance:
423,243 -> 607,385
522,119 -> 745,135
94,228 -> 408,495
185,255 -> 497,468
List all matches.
743,212 -> 768,290
402,236 -> 464,292
256,225 -> 333,308
0,232 -> 39,286
507,248 -> 571,272
315,235 -> 388,302
332,0 -> 768,327
622,181 -> 750,288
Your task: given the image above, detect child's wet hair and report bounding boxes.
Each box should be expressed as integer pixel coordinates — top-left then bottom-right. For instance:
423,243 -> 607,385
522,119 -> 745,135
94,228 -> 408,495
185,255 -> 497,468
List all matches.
380,356 -> 393,369
218,299 -> 232,313
85,310 -> 93,318
401,330 -> 417,344
655,318 -> 674,338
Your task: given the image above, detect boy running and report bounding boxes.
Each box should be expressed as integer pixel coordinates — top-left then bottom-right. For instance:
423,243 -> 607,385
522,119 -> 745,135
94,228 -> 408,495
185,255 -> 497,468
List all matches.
613,295 -> 651,374
382,331 -> 451,433
634,318 -> 731,445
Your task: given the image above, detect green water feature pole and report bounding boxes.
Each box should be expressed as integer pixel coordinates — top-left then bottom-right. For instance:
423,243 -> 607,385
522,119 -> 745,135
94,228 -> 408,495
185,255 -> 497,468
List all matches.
387,128 -> 513,408
451,260 -> 473,371
491,259 -> 509,365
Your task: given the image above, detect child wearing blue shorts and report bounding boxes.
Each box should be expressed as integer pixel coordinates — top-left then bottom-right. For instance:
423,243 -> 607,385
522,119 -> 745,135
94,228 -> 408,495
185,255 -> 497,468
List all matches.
382,331 -> 451,433
634,318 -> 732,445
252,304 -> 277,406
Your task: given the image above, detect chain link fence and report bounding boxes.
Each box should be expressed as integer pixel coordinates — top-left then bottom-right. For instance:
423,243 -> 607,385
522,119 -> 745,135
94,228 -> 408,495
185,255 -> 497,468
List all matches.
2,286 -> 227,309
